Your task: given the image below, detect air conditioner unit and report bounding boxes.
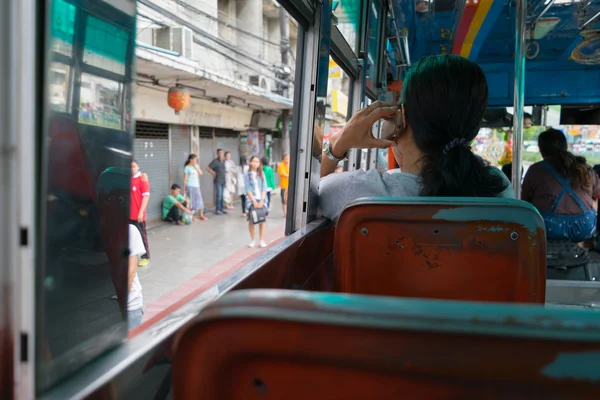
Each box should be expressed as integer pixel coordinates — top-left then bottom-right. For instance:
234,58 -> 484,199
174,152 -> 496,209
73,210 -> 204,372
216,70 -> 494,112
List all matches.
249,75 -> 269,91
153,27 -> 194,59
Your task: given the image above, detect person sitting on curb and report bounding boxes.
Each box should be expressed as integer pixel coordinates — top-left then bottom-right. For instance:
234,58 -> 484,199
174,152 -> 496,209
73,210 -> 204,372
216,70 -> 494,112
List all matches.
162,184 -> 194,225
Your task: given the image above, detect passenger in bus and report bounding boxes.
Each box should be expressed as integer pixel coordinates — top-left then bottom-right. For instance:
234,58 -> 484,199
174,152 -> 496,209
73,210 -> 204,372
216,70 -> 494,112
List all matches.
318,55 -> 514,221
245,156 -> 269,248
130,160 -> 150,266
128,224 -> 145,330
162,184 -> 194,225
521,129 -> 600,243
183,154 -> 208,221
278,154 -> 290,217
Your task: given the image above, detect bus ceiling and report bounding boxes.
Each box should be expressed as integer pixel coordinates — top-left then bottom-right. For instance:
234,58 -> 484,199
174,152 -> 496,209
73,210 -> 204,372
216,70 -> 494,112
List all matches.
389,0 -> 600,106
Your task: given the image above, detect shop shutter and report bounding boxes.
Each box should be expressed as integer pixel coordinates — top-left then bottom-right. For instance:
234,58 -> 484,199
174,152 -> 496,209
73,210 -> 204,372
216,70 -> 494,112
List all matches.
133,121 -> 169,222
170,125 -> 190,188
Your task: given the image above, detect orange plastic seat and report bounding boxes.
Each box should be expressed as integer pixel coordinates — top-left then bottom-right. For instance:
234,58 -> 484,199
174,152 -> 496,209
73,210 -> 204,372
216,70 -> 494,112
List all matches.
334,197 -> 546,303
172,290 -> 600,399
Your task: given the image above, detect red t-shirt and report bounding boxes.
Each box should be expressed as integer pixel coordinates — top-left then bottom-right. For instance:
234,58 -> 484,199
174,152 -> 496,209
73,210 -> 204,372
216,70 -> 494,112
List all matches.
130,173 -> 150,221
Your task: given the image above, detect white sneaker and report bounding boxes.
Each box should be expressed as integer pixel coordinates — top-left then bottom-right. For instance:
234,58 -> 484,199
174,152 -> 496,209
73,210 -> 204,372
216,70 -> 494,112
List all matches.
248,241 -> 256,248
259,241 -> 267,248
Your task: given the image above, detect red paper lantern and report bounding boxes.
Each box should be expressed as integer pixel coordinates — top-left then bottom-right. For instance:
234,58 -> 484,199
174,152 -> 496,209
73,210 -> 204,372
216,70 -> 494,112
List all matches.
167,85 -> 190,115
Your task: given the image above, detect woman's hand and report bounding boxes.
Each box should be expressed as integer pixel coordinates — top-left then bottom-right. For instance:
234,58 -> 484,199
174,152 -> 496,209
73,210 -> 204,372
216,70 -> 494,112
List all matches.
252,200 -> 259,208
258,199 -> 265,208
330,101 -> 397,157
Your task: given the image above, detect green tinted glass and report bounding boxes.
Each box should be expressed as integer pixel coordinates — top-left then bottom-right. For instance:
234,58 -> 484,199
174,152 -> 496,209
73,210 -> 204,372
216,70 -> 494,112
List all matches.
50,0 -> 76,56
83,16 -> 129,74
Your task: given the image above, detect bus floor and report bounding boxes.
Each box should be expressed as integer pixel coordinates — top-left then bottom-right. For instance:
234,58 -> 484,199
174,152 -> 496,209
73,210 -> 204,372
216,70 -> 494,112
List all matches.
138,194 -> 286,324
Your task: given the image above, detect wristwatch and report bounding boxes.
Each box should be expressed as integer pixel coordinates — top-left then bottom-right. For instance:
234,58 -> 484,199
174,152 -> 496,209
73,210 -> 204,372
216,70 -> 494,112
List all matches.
323,140 -> 347,162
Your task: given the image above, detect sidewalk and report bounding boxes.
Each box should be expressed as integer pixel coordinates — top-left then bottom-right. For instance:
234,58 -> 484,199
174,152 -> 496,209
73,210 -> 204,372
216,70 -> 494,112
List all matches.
138,193 -> 286,321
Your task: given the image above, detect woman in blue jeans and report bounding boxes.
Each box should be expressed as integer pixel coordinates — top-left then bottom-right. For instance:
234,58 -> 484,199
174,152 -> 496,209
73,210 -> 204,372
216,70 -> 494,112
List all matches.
244,156 -> 269,248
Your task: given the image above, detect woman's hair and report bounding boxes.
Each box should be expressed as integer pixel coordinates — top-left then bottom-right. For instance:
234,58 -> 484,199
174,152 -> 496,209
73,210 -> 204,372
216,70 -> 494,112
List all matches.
240,156 -> 247,166
401,55 -> 508,197
225,151 -> 230,156
249,156 -> 264,179
132,159 -> 139,166
261,156 -> 270,167
184,154 -> 197,167
538,128 -> 590,189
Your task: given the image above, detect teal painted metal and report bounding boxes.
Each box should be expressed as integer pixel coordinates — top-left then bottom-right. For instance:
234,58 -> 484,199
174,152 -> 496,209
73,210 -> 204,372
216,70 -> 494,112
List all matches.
340,196 -> 545,234
542,351 -> 600,381
210,290 -> 600,344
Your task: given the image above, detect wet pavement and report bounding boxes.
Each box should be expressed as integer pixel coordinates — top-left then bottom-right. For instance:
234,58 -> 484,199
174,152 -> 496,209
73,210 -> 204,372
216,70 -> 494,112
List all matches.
138,194 -> 287,321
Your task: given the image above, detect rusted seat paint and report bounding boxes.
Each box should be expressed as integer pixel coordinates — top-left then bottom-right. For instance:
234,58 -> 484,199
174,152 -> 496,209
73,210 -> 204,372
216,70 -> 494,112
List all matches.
172,290 -> 600,399
334,197 -> 547,303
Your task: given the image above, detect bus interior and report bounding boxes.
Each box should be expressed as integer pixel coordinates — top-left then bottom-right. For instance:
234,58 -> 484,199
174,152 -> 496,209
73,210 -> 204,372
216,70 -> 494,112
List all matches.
2,0 -> 600,398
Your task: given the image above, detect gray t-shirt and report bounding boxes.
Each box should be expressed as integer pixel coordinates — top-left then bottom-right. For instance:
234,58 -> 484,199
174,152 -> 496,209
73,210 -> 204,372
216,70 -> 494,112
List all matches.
319,168 -> 515,221
208,158 -> 226,184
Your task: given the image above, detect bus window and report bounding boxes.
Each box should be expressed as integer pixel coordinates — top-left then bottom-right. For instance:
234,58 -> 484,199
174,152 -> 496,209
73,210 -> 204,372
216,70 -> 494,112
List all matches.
36,0 -> 135,393
365,0 -> 382,93
335,0 -> 362,54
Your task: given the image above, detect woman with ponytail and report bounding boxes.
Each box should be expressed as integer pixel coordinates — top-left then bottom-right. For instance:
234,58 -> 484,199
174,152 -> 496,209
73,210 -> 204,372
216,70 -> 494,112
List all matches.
319,55 -> 513,221
522,129 -> 600,242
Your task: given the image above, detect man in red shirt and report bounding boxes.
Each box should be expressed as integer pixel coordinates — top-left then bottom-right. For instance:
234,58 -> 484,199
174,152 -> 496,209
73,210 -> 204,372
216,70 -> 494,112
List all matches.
130,160 -> 150,266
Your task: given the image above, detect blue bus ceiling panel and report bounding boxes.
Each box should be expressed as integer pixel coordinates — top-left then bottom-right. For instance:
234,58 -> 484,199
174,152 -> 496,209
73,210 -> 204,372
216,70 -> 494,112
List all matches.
468,0 -> 504,62
484,68 -> 600,107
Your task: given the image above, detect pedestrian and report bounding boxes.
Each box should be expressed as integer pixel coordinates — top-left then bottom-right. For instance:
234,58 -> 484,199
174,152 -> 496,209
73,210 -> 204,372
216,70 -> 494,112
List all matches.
224,151 -> 237,210
262,156 -> 275,210
130,160 -> 150,267
278,154 -> 290,217
237,156 -> 249,217
245,156 -> 268,248
206,149 -> 227,215
127,224 -> 145,330
162,184 -> 194,225
183,154 -> 207,221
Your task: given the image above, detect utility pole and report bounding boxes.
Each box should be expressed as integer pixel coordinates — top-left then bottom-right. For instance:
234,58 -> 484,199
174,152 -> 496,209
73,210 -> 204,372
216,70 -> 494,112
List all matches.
279,7 -> 291,155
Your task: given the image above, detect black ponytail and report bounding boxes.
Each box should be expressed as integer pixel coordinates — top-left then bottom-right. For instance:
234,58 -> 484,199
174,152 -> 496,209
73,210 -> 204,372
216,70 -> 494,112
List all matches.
185,154 -> 197,167
401,55 -> 508,197
538,128 -> 591,190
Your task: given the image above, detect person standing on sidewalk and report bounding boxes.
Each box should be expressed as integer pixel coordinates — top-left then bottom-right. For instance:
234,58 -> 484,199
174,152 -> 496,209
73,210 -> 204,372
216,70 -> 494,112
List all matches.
127,224 -> 145,330
262,156 -> 275,210
245,156 -> 268,248
130,160 -> 150,267
224,151 -> 237,210
207,149 -> 227,215
237,156 -> 249,217
183,154 -> 207,221
278,154 -> 290,217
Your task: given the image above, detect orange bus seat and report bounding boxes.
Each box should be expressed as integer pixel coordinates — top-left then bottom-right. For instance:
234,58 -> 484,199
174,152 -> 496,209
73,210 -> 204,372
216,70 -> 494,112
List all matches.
172,290 -> 600,399
334,197 -> 546,303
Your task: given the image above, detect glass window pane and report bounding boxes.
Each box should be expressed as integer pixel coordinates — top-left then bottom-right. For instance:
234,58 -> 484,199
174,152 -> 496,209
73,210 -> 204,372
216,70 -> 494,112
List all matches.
335,0 -> 361,52
49,62 -> 71,112
50,0 -> 76,57
78,74 -> 123,130
83,16 -> 129,74
366,0 -> 381,91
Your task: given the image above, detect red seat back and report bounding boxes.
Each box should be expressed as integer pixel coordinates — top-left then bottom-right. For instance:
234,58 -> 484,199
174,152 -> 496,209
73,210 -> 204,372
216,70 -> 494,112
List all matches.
172,290 -> 600,399
334,197 -> 546,303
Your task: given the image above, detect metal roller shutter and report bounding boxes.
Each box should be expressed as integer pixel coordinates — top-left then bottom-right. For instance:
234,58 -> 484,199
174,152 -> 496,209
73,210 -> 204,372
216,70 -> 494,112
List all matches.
133,121 -> 169,222
215,128 -> 240,171
170,125 -> 191,188
198,127 -> 215,208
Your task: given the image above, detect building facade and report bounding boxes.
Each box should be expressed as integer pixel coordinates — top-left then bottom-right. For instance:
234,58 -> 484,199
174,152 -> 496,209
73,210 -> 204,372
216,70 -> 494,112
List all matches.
132,0 -> 296,221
